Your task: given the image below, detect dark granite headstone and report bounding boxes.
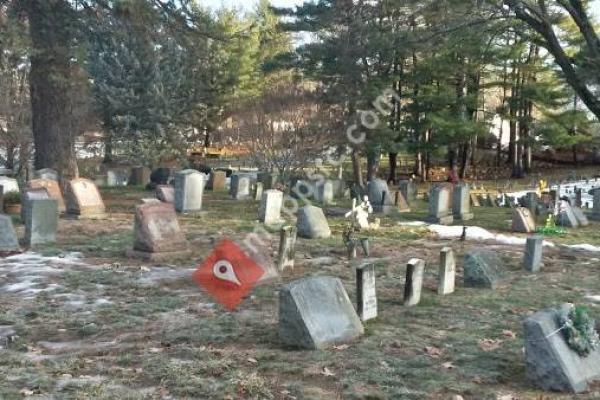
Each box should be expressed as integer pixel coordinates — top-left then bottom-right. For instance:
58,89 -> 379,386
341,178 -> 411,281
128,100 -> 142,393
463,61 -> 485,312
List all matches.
464,250 -> 505,289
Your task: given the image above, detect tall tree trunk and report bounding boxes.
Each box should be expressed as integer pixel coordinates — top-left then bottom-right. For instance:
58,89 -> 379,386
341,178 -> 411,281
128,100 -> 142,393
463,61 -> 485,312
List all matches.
366,150 -> 379,182
27,0 -> 79,180
388,152 -> 397,184
351,148 -> 363,189
103,132 -> 113,164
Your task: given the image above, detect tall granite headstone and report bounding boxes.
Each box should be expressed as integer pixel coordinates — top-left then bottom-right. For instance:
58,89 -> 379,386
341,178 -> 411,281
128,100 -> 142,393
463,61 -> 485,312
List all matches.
438,247 -> 456,295
524,235 -> 543,273
24,199 -> 58,246
277,226 -> 297,271
231,174 -> 252,200
356,263 -> 377,322
452,184 -> 474,221
404,258 -> 425,306
368,179 -> 394,214
296,205 -> 331,239
428,185 -> 453,225
259,189 -> 283,225
174,169 -> 204,213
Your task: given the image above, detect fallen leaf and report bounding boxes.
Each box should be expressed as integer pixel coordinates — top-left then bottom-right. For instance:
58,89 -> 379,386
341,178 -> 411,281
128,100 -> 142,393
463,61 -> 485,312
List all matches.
502,330 -> 517,339
441,361 -> 455,369
321,367 -> 335,377
333,344 -> 349,351
424,346 -> 444,358
247,357 -> 258,364
479,338 -> 502,351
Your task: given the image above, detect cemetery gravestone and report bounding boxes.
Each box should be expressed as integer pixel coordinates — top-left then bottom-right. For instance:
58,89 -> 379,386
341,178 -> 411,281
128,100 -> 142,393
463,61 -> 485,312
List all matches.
512,207 -> 536,233
452,184 -> 474,221
428,185 -> 453,225
524,235 -> 543,273
316,181 -> 334,205
464,250 -> 505,289
592,189 -> 600,221
571,206 -> 589,226
356,263 -> 377,322
24,199 -> 58,246
0,215 -> 20,252
523,304 -> 600,393
557,203 -> 580,228
524,192 -> 539,215
404,258 -> 425,306
394,190 -> 411,213
257,172 -> 278,190
129,167 -> 151,187
106,169 -> 129,187
21,187 -> 50,221
64,178 -> 106,219
438,247 -> 456,295
174,169 -> 204,213
296,205 -> 331,239
27,179 -> 66,213
128,202 -> 190,261
231,174 -> 252,200
399,180 -> 416,204
259,190 -> 284,225
253,182 -> 264,202
277,226 -> 297,271
470,193 -> 481,207
208,170 -> 227,191
156,185 -> 175,203
0,177 -> 19,194
367,179 -> 394,214
34,168 -> 59,181
279,276 -> 364,349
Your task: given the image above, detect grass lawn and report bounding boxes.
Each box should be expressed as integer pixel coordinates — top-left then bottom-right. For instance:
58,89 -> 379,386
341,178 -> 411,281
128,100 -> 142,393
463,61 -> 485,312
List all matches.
1,184 -> 600,399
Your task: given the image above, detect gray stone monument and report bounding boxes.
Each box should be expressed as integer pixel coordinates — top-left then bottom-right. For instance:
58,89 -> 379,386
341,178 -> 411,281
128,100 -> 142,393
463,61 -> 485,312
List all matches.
399,180 -> 416,204
34,168 -> 59,181
253,182 -> 264,201
512,207 -> 536,233
428,185 -> 453,225
156,185 -> 175,203
277,226 -> 296,271
524,304 -> 600,393
21,187 -> 50,221
367,179 -> 394,214
0,215 -> 20,252
464,250 -> 505,289
557,203 -> 580,228
316,181 -> 334,205
279,276 -> 364,349
106,169 -> 129,187
231,174 -> 252,200
524,192 -> 539,215
259,189 -> 283,225
438,247 -> 456,295
296,205 -> 331,239
24,199 -> 58,246
523,235 -> 543,273
356,263 -> 377,322
127,202 -> 190,261
174,169 -> 204,213
404,258 -> 425,306
572,207 -> 589,226
452,184 -> 474,221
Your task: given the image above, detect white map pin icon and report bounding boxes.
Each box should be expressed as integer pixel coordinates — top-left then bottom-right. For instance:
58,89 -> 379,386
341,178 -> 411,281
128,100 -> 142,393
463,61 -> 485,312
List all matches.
213,260 -> 242,286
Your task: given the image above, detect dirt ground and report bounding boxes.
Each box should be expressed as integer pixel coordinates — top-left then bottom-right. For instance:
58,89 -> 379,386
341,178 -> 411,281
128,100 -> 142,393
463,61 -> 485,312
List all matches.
1,186 -> 600,399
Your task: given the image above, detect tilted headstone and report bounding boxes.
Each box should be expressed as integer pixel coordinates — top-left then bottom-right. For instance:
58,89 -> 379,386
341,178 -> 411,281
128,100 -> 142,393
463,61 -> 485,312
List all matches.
174,169 -> 204,213
438,247 -> 456,295
316,181 -> 334,205
0,215 -> 20,252
279,276 -> 364,349
64,178 -> 106,219
156,185 -> 175,203
464,250 -> 505,289
571,207 -> 589,226
257,172 -> 279,190
428,185 -> 453,225
0,177 -> 19,194
367,179 -> 394,214
27,179 -> 66,213
230,174 -> 252,200
524,304 -> 600,393
24,199 -> 58,246
524,192 -> 539,215
452,184 -> 473,220
394,190 -> 411,213
34,168 -> 59,181
356,263 -> 377,322
128,202 -> 189,261
129,167 -> 151,187
259,189 -> 283,225
523,235 -> 543,273
208,170 -> 227,191
404,258 -> 425,306
557,203 -> 580,228
399,180 -> 416,203
512,207 -> 536,233
330,179 -> 345,199
106,169 -> 129,187
253,182 -> 264,201
277,226 -> 296,271
296,205 -> 331,239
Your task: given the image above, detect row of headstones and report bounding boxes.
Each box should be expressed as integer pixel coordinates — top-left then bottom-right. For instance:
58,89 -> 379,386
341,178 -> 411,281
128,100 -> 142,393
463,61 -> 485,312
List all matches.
426,183 -> 473,225
512,191 -> 592,232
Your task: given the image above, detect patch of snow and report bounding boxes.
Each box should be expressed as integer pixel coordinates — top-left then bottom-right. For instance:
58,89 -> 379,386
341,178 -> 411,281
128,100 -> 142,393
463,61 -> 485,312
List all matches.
398,221 -> 427,227
564,244 -> 600,252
